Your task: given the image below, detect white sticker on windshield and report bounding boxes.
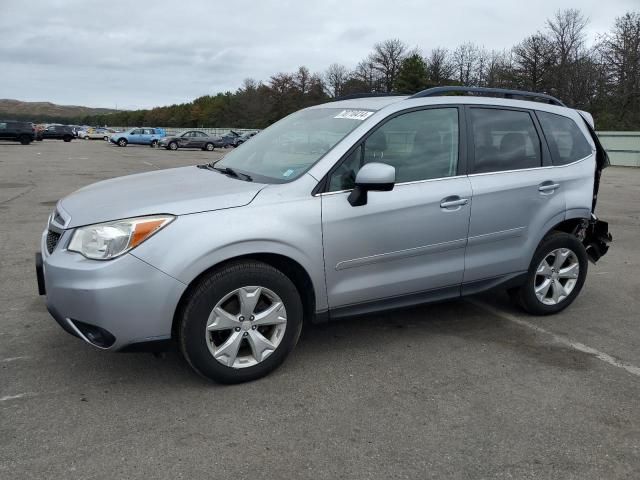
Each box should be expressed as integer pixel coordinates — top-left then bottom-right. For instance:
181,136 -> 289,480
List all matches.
334,110 -> 374,121
283,169 -> 294,177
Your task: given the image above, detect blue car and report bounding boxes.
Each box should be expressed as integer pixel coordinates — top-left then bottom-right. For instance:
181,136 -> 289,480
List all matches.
110,127 -> 166,147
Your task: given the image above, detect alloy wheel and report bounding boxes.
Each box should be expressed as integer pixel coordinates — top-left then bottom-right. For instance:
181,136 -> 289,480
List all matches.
205,286 -> 287,368
534,248 -> 580,305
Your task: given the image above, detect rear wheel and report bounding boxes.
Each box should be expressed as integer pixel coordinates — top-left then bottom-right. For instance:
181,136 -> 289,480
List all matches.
63,135 -> 72,142
512,232 -> 588,315
204,142 -> 214,151
150,139 -> 158,148
179,260 -> 303,384
19,135 -> 32,145
117,138 -> 128,147
103,136 -> 109,141
168,141 -> 178,151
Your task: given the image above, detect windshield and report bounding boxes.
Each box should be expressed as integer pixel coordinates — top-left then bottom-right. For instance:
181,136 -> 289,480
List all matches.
215,107 -> 374,183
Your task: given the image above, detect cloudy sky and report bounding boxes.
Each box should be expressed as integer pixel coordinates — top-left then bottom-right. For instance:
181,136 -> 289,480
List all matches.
0,0 -> 636,110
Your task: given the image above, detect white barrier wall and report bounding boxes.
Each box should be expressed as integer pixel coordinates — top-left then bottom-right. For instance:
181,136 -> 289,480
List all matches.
597,132 -> 640,167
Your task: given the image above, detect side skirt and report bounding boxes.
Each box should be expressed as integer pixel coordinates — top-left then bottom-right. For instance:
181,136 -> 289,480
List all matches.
314,271 -> 528,323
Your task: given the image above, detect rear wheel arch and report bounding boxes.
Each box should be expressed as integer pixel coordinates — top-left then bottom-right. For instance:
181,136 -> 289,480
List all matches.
172,253 -> 316,340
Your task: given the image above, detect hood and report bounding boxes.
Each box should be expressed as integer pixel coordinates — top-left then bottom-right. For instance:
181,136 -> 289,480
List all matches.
59,166 -> 266,228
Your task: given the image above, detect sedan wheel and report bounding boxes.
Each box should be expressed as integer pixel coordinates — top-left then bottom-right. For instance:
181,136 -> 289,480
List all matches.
205,143 -> 214,151
169,141 -> 178,151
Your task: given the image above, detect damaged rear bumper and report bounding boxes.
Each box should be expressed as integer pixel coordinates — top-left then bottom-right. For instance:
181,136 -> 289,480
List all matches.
583,216 -> 612,263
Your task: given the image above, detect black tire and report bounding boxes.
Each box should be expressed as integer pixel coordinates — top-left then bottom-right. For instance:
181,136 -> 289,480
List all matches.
19,135 -> 32,145
150,139 -> 158,148
179,260 -> 304,384
512,232 -> 588,315
117,138 -> 128,147
63,135 -> 72,142
204,142 -> 214,151
84,136 -> 90,140
168,141 -> 178,151
103,136 -> 109,141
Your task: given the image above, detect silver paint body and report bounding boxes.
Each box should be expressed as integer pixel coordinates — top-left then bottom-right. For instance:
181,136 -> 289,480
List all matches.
41,95 -> 596,350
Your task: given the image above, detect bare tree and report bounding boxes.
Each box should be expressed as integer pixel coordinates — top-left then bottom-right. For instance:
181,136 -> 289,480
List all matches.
452,42 -> 481,85
425,47 -> 454,85
513,33 -> 555,91
352,57 -> 383,92
295,66 -> 311,95
598,12 -> 640,126
324,63 -> 349,97
370,39 -> 408,92
546,9 -> 589,101
482,50 -> 514,88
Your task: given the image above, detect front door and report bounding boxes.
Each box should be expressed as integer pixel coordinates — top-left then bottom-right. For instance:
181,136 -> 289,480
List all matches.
321,107 -> 472,310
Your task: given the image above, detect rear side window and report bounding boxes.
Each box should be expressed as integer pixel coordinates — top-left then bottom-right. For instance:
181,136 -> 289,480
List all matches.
469,108 -> 541,174
536,111 -> 592,165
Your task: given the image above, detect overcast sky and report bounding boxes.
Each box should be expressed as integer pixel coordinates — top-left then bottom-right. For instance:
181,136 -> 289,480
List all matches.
0,0 -> 636,110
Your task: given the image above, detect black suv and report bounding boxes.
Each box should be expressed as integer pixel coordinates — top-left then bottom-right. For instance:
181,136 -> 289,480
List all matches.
41,125 -> 74,142
0,120 -> 35,145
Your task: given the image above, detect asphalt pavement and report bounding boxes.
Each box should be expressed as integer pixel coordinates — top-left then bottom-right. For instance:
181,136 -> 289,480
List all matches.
1,139 -> 639,479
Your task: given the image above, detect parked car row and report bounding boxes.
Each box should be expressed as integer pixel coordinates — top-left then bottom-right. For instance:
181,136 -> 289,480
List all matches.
0,119 -> 259,150
110,128 -> 259,151
0,121 -> 77,144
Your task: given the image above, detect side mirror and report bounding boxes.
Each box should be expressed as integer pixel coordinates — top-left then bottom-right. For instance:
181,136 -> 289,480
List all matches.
348,162 -> 395,207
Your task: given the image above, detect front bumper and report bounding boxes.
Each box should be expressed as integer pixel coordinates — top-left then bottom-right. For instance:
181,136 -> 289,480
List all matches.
38,229 -> 187,350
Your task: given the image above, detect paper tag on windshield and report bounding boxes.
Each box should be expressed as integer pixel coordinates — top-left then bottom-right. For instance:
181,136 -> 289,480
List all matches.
334,110 -> 374,121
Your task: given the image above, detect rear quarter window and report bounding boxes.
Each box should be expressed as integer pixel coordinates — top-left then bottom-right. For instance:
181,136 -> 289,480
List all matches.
536,111 -> 593,165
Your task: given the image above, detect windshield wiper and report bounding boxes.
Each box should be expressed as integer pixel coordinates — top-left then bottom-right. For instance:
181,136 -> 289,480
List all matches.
211,165 -> 253,182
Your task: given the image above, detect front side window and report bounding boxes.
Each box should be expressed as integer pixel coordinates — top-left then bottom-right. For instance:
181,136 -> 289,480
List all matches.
469,108 -> 541,173
215,107 -> 374,183
536,111 -> 592,165
328,108 -> 459,191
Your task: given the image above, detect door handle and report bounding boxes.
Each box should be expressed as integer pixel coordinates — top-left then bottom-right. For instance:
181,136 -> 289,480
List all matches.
440,196 -> 469,209
538,182 -> 560,193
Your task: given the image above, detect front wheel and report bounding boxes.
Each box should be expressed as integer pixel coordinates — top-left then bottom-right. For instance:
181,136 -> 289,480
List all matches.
63,135 -> 72,142
117,138 -> 128,147
19,135 -> 32,145
103,136 -> 109,141
511,232 -> 588,315
168,141 -> 178,151
179,260 -> 303,384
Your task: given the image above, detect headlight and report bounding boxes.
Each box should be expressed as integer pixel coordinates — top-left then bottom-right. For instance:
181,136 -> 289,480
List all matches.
68,215 -> 174,260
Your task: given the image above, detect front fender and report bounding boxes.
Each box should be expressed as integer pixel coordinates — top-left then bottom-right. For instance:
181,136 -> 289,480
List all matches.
131,192 -> 327,311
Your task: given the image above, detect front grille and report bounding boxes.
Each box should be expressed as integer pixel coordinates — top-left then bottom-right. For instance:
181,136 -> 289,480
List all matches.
46,230 -> 61,254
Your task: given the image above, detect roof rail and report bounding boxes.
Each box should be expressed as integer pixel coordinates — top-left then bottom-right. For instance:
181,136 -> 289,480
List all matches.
332,93 -> 407,102
409,86 -> 566,107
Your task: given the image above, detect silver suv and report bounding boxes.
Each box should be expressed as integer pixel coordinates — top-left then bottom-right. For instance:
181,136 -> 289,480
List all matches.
36,87 -> 611,383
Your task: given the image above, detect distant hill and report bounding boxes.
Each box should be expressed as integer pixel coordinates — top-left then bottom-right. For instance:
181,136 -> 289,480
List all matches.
0,99 -> 119,123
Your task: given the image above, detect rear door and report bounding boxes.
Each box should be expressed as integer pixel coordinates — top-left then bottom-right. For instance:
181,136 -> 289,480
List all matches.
463,106 -> 565,286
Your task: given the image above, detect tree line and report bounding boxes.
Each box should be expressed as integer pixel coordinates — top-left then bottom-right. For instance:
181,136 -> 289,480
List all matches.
83,9 -> 639,130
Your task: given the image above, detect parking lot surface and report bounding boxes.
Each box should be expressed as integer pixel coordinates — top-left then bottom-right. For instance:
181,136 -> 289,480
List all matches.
1,140 -> 639,479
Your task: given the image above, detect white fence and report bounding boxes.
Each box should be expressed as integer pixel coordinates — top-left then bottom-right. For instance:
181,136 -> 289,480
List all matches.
597,132 -> 640,167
